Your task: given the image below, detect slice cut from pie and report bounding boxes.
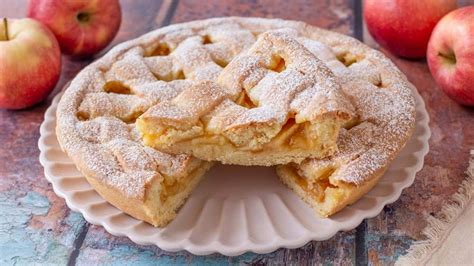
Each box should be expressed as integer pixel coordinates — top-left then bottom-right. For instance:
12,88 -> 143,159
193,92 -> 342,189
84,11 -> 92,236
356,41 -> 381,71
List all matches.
276,31 -> 416,217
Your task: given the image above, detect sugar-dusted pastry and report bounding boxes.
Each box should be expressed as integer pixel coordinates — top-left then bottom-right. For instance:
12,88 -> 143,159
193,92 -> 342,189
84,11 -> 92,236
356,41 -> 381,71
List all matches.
137,30 -> 355,166
56,17 -> 415,227
56,20 -> 259,227
276,29 -> 416,217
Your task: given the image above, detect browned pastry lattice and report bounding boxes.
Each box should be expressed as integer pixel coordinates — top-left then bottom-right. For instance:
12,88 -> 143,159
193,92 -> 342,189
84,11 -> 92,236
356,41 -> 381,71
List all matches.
137,30 -> 355,166
56,18 -> 415,226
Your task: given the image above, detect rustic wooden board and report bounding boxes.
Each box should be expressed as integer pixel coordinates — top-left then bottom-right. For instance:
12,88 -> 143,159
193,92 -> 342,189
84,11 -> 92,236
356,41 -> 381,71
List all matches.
0,0 -> 473,265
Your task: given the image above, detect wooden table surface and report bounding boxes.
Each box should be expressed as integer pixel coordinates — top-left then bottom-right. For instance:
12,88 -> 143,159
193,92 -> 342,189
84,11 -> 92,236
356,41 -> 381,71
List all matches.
1,0 -> 473,265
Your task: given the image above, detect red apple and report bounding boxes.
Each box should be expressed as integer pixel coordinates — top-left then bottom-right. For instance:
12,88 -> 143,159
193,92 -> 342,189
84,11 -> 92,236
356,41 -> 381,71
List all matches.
27,0 -> 121,57
427,6 -> 474,106
0,18 -> 61,110
364,0 -> 457,58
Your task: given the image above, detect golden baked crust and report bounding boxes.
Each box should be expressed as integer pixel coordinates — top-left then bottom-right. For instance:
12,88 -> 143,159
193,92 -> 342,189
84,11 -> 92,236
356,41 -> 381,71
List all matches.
275,29 -> 416,217
137,30 -> 355,166
56,20 -> 263,227
56,17 -> 415,226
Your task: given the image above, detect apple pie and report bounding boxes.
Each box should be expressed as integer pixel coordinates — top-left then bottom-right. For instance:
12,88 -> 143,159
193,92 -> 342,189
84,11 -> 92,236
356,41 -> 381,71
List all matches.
56,17 -> 415,227
137,30 -> 355,166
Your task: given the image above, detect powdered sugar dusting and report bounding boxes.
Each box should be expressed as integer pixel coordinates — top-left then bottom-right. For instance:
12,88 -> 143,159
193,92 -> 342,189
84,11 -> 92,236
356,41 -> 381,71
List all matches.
295,38 -> 416,185
140,30 -> 356,151
56,17 -> 416,203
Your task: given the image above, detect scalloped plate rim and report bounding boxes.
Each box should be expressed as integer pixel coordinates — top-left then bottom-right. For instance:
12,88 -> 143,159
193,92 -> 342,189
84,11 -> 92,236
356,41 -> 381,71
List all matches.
38,83 -> 430,256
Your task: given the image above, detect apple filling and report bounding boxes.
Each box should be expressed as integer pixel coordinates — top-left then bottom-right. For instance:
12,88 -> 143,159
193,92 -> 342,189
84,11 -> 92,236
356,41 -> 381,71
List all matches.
268,54 -> 287,73
158,160 -> 202,203
236,90 -> 257,109
267,118 -> 339,151
336,51 -> 364,67
153,69 -> 186,82
141,160 -> 211,225
103,81 -> 132,94
295,165 -> 339,202
148,43 -> 171,57
136,85 -> 341,157
137,114 -> 339,155
283,163 -> 357,216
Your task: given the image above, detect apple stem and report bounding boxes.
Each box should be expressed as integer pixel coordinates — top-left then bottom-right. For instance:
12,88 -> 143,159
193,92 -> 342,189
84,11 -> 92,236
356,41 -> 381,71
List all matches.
438,51 -> 457,65
3,18 -> 8,41
77,12 -> 90,23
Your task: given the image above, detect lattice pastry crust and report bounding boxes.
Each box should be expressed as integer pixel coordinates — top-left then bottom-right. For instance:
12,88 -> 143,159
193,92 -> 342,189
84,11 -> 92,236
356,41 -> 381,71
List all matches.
137,30 -> 355,166
56,17 -> 415,226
